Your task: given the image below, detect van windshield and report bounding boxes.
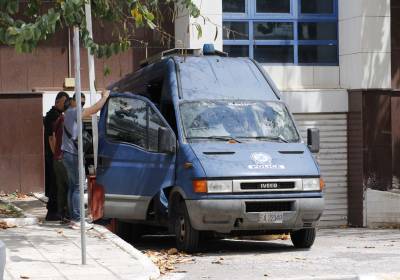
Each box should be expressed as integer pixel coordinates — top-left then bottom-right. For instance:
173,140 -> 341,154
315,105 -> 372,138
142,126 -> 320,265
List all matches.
180,100 -> 300,142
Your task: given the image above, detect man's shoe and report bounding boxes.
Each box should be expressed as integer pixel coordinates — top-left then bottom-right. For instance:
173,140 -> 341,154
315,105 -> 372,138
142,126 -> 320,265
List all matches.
69,221 -> 93,230
60,216 -> 70,224
45,212 -> 61,221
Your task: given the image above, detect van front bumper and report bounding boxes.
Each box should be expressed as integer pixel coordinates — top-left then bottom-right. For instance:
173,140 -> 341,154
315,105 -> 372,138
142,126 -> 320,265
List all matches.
185,195 -> 324,233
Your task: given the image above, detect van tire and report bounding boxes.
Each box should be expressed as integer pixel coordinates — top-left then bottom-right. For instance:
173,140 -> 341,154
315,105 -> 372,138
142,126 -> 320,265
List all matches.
290,228 -> 316,249
174,200 -> 199,253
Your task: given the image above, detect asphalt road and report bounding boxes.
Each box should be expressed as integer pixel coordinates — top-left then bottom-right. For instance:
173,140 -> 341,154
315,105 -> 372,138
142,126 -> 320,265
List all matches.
134,228 -> 400,280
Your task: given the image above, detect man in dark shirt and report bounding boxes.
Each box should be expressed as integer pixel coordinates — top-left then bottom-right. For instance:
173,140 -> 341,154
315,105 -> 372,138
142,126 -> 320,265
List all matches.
43,91 -> 69,221
51,114 -> 69,222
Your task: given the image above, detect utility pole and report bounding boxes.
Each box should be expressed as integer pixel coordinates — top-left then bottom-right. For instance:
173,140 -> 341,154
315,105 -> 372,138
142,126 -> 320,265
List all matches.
85,2 -> 99,170
73,26 -> 87,265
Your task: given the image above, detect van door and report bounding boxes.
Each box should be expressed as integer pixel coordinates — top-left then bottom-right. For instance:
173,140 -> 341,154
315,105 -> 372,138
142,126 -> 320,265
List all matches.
96,93 -> 176,220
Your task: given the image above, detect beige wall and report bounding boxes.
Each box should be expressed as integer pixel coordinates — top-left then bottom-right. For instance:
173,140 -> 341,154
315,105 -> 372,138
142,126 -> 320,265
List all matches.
175,0 -> 223,51
263,66 -> 340,90
282,89 -> 348,114
339,0 -> 391,89
366,189 -> 400,227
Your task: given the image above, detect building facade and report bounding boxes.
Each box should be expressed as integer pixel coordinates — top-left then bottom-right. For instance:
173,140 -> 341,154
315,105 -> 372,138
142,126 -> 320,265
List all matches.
0,0 -> 398,227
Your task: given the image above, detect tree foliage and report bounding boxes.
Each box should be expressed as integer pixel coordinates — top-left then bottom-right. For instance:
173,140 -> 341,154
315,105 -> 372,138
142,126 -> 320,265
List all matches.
0,0 -> 200,58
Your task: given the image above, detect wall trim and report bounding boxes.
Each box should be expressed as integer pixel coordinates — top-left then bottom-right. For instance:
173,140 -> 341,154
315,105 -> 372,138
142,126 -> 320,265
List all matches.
282,89 -> 348,114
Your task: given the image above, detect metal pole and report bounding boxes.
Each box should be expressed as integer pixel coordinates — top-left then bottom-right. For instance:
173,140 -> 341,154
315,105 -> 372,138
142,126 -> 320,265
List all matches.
73,26 -> 87,265
84,2 -> 99,170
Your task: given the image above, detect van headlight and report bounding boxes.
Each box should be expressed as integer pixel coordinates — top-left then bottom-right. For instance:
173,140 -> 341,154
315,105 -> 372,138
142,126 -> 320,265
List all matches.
206,180 -> 233,193
302,178 -> 321,191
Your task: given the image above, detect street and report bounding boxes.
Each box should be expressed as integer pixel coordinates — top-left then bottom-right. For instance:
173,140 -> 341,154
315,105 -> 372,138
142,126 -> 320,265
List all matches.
134,228 -> 400,280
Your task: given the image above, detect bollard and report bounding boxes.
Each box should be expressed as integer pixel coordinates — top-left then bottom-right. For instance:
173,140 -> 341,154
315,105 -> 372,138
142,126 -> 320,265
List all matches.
0,240 -> 6,279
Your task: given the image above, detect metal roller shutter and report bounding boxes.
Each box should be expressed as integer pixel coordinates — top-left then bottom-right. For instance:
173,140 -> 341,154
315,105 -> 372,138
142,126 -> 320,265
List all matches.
294,113 -> 348,227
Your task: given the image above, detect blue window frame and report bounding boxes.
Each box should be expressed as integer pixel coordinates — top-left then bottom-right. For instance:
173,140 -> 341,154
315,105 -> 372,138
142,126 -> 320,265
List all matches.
223,0 -> 338,65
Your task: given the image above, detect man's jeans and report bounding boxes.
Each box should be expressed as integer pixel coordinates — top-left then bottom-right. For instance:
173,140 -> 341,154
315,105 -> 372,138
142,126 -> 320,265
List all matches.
63,151 -> 80,222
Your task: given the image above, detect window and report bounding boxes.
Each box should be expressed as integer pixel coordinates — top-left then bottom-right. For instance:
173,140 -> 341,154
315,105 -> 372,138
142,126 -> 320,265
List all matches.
106,96 -> 168,152
223,0 -> 246,13
223,22 -> 249,40
298,22 -> 337,40
223,45 -> 249,58
301,0 -> 334,14
298,45 -> 337,64
254,22 -> 293,40
254,45 -> 293,63
107,97 -> 148,149
256,0 -> 290,14
148,107 -> 167,152
180,100 -> 299,142
223,0 -> 338,65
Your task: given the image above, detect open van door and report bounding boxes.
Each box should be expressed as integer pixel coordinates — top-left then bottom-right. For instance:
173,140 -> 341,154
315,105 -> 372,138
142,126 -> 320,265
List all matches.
96,93 -> 176,221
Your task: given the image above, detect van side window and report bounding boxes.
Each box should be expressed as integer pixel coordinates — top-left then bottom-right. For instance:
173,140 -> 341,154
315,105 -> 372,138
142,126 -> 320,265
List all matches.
148,107 -> 168,152
146,79 -> 163,107
106,97 -> 147,149
161,103 -> 178,135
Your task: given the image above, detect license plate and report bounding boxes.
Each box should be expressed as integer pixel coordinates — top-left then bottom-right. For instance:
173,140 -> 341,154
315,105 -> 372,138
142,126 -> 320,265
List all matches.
258,212 -> 284,224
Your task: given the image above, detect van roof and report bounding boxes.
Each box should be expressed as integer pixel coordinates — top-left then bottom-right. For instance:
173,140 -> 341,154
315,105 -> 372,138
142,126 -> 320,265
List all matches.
108,54 -> 281,102
175,56 -> 280,101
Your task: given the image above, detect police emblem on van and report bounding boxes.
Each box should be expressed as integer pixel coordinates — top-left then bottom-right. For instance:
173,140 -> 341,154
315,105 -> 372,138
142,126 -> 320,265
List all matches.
248,152 -> 285,170
251,152 -> 272,164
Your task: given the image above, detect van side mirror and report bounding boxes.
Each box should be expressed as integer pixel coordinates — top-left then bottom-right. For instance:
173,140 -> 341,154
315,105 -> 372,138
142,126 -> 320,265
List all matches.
307,128 -> 320,153
158,127 -> 176,154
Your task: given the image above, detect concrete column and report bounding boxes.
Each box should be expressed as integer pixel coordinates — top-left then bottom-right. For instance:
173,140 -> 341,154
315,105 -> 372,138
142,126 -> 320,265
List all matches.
339,0 -> 391,89
174,1 -> 223,51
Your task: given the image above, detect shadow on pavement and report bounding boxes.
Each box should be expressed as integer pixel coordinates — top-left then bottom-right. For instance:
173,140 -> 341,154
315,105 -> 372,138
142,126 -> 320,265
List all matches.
134,234 -> 296,256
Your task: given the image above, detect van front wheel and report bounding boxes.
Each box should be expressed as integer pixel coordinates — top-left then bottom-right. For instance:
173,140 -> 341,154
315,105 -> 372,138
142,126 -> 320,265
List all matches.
290,228 -> 316,249
174,200 -> 199,252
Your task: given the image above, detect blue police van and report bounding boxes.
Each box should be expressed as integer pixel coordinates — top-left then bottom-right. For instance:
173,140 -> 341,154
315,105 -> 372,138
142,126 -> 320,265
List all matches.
95,46 -> 324,252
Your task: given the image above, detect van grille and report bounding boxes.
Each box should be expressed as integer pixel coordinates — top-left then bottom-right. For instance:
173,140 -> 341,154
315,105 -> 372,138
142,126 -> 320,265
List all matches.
240,181 -> 295,190
245,201 -> 294,212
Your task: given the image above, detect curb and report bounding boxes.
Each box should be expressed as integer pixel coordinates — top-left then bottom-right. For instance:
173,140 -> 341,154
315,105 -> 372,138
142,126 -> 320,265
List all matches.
92,224 -> 160,280
0,199 -> 38,227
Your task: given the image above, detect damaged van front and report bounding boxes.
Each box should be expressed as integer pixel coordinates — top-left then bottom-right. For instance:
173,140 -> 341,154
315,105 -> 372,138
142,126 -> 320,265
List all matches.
170,99 -> 324,251
95,47 -> 324,252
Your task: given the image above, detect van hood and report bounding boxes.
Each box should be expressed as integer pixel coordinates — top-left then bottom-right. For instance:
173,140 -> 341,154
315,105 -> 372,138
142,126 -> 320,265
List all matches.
190,142 -> 319,178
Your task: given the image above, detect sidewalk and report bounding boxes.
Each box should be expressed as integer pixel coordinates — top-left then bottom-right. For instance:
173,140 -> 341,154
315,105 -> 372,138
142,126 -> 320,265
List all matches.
0,195 -> 160,280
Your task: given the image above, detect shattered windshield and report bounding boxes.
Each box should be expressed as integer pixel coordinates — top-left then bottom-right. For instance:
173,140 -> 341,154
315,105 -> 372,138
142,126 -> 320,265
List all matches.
180,100 -> 300,142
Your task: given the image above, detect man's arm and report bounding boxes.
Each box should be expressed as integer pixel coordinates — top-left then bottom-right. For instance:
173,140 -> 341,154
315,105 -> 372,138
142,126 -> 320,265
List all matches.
49,133 -> 56,154
82,90 -> 110,118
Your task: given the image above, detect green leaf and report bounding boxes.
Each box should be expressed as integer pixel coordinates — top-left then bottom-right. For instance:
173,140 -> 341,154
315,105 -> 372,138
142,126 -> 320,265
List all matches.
105,45 -> 112,58
7,26 -> 19,36
22,28 -> 33,40
7,1 -> 19,15
193,22 -> 202,39
112,43 -> 120,54
97,45 -> 105,58
0,28 -> 5,43
103,65 -> 111,77
15,39 -> 23,53
21,43 -> 31,53
146,20 -> 156,30
144,11 -> 155,21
